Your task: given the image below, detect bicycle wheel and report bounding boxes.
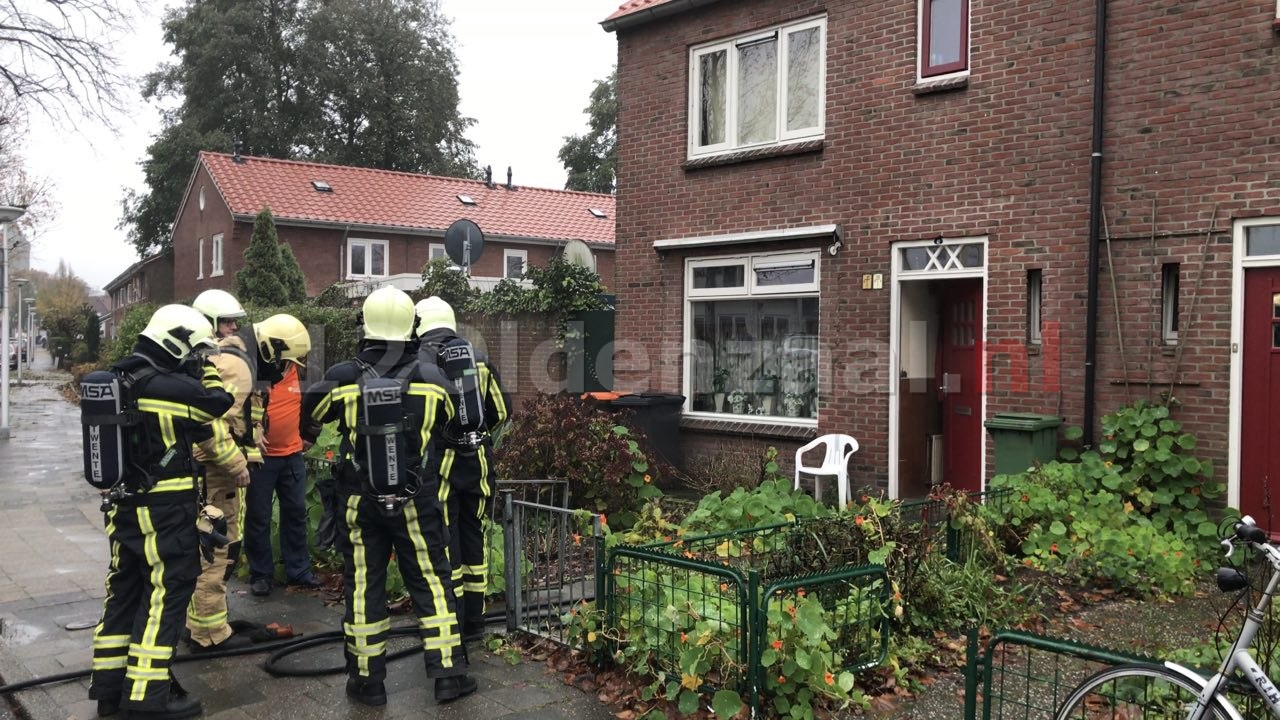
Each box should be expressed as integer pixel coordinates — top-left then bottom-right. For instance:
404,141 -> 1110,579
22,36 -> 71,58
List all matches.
1054,663 -> 1234,720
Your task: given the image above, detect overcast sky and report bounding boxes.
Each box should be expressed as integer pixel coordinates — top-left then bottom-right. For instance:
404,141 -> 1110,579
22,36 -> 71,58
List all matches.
22,0 -> 621,291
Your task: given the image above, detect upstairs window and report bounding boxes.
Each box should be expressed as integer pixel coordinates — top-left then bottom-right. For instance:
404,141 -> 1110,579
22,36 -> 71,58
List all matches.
211,233 -> 224,277
348,238 -> 388,278
920,0 -> 969,79
504,248 -> 528,279
689,16 -> 826,159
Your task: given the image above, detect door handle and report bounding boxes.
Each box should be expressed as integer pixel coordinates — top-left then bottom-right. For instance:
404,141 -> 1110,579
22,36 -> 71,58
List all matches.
939,373 -> 961,395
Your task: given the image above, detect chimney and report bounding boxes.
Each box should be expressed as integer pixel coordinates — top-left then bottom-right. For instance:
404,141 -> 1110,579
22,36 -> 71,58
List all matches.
484,165 -> 494,189
505,166 -> 514,191
232,137 -> 244,164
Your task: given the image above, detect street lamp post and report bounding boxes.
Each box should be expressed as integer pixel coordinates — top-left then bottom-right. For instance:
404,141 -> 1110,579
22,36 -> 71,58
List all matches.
24,300 -> 35,365
0,204 -> 29,440
12,278 -> 26,385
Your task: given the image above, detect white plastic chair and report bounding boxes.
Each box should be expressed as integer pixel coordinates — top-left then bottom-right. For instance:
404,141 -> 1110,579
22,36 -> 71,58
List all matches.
794,434 -> 860,508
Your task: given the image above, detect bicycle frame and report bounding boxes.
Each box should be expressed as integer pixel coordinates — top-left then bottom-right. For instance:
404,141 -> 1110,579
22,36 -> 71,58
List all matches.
1170,526 -> 1280,720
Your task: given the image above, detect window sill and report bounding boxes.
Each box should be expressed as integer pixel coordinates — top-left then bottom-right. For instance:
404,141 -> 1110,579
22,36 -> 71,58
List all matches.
210,270 -> 224,278
680,414 -> 819,441
684,139 -> 824,171
912,75 -> 969,96
1026,343 -> 1041,356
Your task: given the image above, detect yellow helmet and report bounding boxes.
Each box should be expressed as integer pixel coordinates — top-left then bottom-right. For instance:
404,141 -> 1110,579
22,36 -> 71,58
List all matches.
141,304 -> 216,359
362,287 -> 416,341
253,314 -> 311,366
414,296 -> 456,336
192,289 -> 247,328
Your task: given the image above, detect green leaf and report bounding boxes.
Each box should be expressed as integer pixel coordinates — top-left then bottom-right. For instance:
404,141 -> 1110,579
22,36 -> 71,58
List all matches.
632,461 -> 649,473
678,689 -> 700,715
1065,426 -> 1084,440
838,671 -> 855,692
666,681 -> 680,701
712,690 -> 743,718
761,648 -> 778,667
1133,438 -> 1150,452
1049,520 -> 1067,536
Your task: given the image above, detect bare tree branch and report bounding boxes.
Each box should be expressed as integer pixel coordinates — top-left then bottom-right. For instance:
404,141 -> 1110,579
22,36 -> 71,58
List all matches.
0,0 -> 136,127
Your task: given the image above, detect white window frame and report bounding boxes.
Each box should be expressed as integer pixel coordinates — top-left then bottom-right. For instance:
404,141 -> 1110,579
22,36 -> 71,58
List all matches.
504,248 -> 528,279
210,233 -> 224,277
429,243 -> 448,262
347,238 -> 389,278
682,249 -> 821,423
1027,269 -> 1042,345
197,237 -> 205,280
688,15 -> 827,160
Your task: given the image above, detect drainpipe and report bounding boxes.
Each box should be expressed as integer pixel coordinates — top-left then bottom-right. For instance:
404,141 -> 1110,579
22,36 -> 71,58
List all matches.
1083,0 -> 1108,448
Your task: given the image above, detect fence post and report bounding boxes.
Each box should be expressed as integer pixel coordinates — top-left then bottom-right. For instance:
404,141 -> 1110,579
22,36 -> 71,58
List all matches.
963,626 -> 979,720
502,490 -> 519,634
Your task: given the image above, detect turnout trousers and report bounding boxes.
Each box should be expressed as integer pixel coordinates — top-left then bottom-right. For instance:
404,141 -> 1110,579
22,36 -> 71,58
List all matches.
89,498 -> 200,711
440,444 -> 494,638
186,466 -> 240,646
336,488 -> 466,683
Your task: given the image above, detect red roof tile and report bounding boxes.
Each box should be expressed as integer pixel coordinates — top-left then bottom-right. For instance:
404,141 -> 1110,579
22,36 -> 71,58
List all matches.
199,152 -> 615,246
604,0 -> 681,23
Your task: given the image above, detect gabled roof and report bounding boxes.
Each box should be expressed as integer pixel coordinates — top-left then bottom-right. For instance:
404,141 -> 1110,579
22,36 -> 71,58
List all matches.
601,0 -> 721,32
198,152 -> 615,246
104,248 -> 173,293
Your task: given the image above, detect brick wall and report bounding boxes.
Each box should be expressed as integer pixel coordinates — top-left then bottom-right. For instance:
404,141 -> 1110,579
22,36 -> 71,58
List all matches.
456,311 -> 564,415
612,0 -> 1280,490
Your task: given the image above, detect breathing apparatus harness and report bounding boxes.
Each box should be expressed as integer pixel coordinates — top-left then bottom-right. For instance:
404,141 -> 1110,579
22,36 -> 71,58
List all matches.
349,358 -> 427,517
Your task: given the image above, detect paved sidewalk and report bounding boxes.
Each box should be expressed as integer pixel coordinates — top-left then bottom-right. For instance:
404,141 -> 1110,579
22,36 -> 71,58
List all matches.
0,349 -> 611,720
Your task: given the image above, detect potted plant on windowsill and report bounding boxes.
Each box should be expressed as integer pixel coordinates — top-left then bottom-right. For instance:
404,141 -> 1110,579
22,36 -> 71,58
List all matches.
713,368 -> 731,412
754,371 -> 779,415
727,389 -> 749,415
782,391 -> 807,417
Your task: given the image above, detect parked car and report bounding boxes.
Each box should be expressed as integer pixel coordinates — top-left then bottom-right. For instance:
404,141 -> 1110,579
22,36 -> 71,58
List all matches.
7,342 -> 16,370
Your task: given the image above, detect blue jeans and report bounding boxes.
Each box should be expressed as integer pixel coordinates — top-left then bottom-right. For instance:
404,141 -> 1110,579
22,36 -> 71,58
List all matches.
245,453 -> 312,583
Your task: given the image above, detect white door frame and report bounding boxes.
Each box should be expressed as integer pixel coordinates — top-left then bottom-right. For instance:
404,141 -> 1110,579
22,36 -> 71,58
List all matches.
887,237 -> 988,499
1228,217 -> 1280,510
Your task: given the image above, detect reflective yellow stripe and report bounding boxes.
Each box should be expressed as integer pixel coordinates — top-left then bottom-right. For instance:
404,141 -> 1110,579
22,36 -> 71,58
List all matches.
133,507 -> 166,702
186,609 -> 227,628
343,495 -> 369,673
149,478 -> 196,493
93,634 -> 130,649
403,501 -> 456,667
345,640 -> 387,657
126,666 -> 169,681
137,398 -> 217,424
344,619 -> 391,637
129,643 -> 173,660
93,657 -> 128,670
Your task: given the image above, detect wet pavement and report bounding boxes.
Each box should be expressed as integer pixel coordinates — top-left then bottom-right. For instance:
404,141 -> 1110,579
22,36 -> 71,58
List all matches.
0,347 -> 614,720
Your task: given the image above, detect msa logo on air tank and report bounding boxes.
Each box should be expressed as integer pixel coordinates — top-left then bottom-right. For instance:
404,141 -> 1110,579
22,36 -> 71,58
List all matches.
81,383 -> 118,401
365,386 -> 402,405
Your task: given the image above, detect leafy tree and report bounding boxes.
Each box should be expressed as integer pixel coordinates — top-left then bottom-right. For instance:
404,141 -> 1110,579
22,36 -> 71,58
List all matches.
35,261 -> 90,365
416,258 -> 477,310
558,69 -> 616,194
122,0 -> 480,257
236,208 -> 289,306
279,242 -> 308,302
298,0 -> 478,176
120,123 -> 231,257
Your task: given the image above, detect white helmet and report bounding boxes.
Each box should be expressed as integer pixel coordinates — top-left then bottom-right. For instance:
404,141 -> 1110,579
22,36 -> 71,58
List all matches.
414,296 -> 456,336
254,314 -> 311,366
362,287 -> 416,341
192,289 -> 247,331
141,305 -> 216,359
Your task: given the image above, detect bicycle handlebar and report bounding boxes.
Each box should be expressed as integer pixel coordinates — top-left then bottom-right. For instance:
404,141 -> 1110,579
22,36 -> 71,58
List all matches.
1222,515 -> 1277,561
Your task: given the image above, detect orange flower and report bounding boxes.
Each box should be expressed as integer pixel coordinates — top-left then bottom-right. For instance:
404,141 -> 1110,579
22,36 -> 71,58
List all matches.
643,474 -> 652,484
324,449 -> 334,460
600,513 -> 608,527
680,632 -> 688,644
778,675 -> 786,684
796,589 -> 806,598
720,583 -> 729,592
572,533 -> 582,546
824,672 -> 835,685
1050,543 -> 1058,553
854,515 -> 865,526
771,639 -> 783,650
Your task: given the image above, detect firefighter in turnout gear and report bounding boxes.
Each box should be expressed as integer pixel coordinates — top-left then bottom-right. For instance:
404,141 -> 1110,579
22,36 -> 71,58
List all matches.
414,296 -> 510,643
185,289 -> 257,652
87,305 -> 233,720
301,287 -> 476,707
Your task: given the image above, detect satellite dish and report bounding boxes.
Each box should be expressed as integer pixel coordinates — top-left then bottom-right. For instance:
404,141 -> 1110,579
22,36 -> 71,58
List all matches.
443,219 -> 485,272
561,239 -> 596,272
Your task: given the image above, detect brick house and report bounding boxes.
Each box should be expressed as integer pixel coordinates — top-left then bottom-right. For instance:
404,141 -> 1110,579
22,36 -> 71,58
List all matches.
103,249 -> 175,338
170,152 -> 616,302
603,0 -> 1280,520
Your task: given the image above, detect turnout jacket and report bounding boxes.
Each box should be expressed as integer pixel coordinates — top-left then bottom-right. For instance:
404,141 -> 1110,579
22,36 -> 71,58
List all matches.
301,342 -> 454,492
192,334 -> 264,474
116,339 -> 236,490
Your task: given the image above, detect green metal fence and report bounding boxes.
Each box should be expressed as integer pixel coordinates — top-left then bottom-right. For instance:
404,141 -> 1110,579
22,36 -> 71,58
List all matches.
605,522 -> 890,710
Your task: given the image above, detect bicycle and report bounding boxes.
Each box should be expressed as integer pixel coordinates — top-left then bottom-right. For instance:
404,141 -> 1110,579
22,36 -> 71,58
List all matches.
1054,515 -> 1280,719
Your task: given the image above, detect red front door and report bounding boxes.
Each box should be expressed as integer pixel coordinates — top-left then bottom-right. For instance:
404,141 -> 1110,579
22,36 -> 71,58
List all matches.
939,280 -> 983,492
1240,267 -> 1280,531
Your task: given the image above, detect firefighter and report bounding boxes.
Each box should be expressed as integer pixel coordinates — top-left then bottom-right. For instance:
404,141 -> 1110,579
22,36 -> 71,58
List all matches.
414,296 -> 510,643
87,305 -> 234,719
185,289 -> 260,652
302,287 -> 475,707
